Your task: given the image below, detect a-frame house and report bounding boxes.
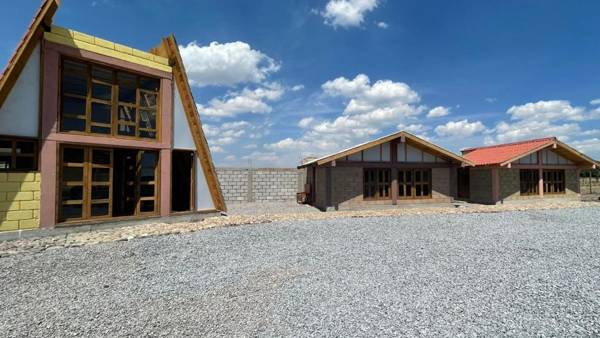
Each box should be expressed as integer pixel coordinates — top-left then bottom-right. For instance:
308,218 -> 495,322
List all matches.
0,0 -> 225,231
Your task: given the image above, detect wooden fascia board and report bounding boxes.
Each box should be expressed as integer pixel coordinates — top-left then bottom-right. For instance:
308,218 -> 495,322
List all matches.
0,0 -> 59,108
315,131 -> 405,166
499,141 -> 555,167
403,132 -> 475,166
160,35 -> 227,212
555,140 -> 599,167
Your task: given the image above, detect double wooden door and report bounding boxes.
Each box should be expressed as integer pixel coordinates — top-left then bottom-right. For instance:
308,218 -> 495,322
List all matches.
398,169 -> 432,199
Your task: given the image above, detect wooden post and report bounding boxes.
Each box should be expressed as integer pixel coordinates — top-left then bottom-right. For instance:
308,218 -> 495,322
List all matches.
391,141 -> 398,205
491,168 -> 500,204
538,168 -> 544,197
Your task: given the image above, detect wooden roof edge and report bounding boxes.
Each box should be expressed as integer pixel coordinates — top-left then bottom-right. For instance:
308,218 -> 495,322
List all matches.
498,139 -> 598,168
300,131 -> 473,167
498,140 -> 556,167
159,34 -> 227,212
0,0 -> 59,108
555,140 -> 599,168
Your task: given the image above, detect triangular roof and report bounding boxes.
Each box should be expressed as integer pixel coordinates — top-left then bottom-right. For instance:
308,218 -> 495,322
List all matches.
150,35 -> 227,212
299,131 -> 473,168
0,0 -> 59,108
462,137 -> 599,167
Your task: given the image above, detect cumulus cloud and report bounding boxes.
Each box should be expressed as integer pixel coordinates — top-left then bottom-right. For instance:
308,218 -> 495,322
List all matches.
397,123 -> 428,134
179,41 -> 280,87
198,83 -> 284,118
427,106 -> 450,118
321,0 -> 379,28
434,119 -> 487,137
298,117 -> 315,128
590,99 -> 600,105
495,120 -> 580,143
291,85 -> 305,91
376,21 -> 388,29
506,100 -> 586,122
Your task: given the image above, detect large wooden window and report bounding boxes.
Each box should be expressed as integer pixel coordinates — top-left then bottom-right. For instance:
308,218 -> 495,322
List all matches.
61,59 -> 160,140
364,168 -> 391,200
0,137 -> 37,171
543,170 -> 565,194
519,169 -> 539,196
398,169 -> 432,199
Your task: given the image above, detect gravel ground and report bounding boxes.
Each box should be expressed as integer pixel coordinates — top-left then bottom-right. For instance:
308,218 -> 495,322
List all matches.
1,208 -> 600,337
225,201 -> 320,215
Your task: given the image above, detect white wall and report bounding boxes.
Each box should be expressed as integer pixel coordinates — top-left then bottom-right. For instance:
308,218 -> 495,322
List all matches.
196,157 -> 216,211
173,85 -> 195,150
0,43 -> 40,137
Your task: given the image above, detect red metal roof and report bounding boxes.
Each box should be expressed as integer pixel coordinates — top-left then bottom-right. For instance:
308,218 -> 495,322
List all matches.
462,137 -> 556,166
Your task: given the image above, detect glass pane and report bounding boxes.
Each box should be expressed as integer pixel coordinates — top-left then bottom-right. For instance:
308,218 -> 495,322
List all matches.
92,168 -> 110,182
0,140 -> 12,155
91,103 -> 111,124
62,61 -> 87,96
141,152 -> 157,168
15,142 -> 34,155
15,157 -> 34,170
63,96 -> 86,116
62,185 -> 83,201
63,148 -> 85,163
62,204 -> 83,219
423,170 -> 429,182
92,66 -> 112,82
423,184 -> 430,196
118,105 -> 136,122
118,124 -> 136,136
92,83 -> 112,101
139,130 -> 156,139
63,167 -> 83,181
118,73 -> 137,103
139,77 -> 160,91
140,200 -> 155,213
91,203 -> 109,217
92,150 -> 111,165
0,156 -> 11,170
139,109 -> 156,129
140,184 -> 154,198
140,92 -> 157,108
398,171 -> 404,182
406,171 -> 412,182
91,126 -> 111,134
415,171 -> 421,182
91,185 -> 110,200
62,117 -> 86,132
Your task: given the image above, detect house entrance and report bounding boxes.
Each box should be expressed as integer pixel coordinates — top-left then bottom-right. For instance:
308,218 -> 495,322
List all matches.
171,150 -> 194,212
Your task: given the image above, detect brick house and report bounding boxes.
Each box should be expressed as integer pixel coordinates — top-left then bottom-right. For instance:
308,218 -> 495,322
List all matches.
460,137 -> 598,204
0,0 -> 225,232
298,131 -> 473,210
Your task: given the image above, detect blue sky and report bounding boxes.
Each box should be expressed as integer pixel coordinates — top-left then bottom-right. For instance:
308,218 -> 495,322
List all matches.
3,0 -> 600,166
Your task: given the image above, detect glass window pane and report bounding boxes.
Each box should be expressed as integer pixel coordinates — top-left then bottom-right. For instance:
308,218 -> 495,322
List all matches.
91,185 -> 110,200
91,103 -> 111,124
141,152 -> 157,168
0,141 -> 12,155
92,83 -> 112,101
92,150 -> 111,165
62,167 -> 83,181
63,96 -> 86,116
118,124 -> 136,136
91,203 -> 110,217
62,185 -> 83,201
423,184 -> 430,196
15,142 -> 34,155
62,117 -> 86,132
140,184 -> 154,197
140,92 -> 157,108
139,109 -> 156,129
0,156 -> 11,170
62,60 -> 87,96
92,168 -> 110,182
63,148 -> 85,163
423,170 -> 429,182
140,200 -> 155,213
61,204 -> 83,219
118,105 -> 136,122
118,73 -> 137,103
15,157 -> 34,170
139,77 -> 160,91
416,185 -> 422,196
92,66 -> 112,82
415,171 -> 421,182
91,126 -> 111,134
139,130 -> 156,139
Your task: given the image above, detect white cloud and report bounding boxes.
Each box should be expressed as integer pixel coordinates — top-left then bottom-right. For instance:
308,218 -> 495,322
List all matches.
435,119 -> 487,137
376,21 -> 388,29
397,123 -> 428,134
198,83 -> 284,118
506,100 -> 585,121
291,85 -> 305,91
321,0 -> 379,28
494,120 -> 580,143
427,106 -> 450,118
590,99 -> 600,105
211,146 -> 225,153
179,41 -> 280,87
485,97 -> 497,103
298,117 -> 315,128
224,155 -> 237,161
570,138 -> 600,159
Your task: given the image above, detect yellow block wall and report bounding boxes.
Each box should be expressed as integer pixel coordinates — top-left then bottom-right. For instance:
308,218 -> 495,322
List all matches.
0,172 -> 41,231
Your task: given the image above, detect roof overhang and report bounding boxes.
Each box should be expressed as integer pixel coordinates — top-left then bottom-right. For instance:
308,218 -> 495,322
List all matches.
298,131 -> 474,168
499,139 -> 598,168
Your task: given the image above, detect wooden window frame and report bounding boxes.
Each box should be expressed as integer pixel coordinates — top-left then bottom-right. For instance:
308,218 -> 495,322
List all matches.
363,168 -> 391,200
398,168 -> 432,200
519,169 -> 539,196
0,136 -> 38,172
543,169 -> 566,195
59,57 -> 161,141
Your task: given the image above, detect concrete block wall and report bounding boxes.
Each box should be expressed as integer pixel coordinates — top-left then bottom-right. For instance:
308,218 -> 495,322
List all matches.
470,168 -> 493,204
330,167 -> 363,208
216,168 -> 302,203
0,172 -> 41,232
432,167 -> 452,202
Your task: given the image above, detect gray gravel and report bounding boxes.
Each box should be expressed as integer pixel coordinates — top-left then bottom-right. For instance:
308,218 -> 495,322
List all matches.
226,201 -> 320,215
1,207 -> 600,337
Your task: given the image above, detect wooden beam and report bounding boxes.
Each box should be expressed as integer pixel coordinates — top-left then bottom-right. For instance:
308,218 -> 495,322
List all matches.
160,35 -> 227,212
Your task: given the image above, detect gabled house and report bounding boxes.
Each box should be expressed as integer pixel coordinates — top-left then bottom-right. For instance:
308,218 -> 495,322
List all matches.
0,0 -> 225,231
298,131 -> 473,210
461,137 -> 598,204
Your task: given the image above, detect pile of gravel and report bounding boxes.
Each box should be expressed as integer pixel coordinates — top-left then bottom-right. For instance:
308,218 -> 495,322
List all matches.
1,208 -> 599,336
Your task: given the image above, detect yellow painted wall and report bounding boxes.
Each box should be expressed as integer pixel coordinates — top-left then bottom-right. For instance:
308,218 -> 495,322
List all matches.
0,172 -> 41,231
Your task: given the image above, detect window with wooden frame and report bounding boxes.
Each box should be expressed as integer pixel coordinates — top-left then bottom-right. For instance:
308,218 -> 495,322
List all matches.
519,169 -> 539,196
0,137 -> 37,171
60,58 -> 160,140
363,168 -> 391,200
398,168 -> 432,199
543,169 -> 565,194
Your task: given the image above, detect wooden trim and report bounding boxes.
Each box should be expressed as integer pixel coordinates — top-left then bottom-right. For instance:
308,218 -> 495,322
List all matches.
157,35 -> 226,212
336,161 -> 455,168
0,0 -> 59,108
